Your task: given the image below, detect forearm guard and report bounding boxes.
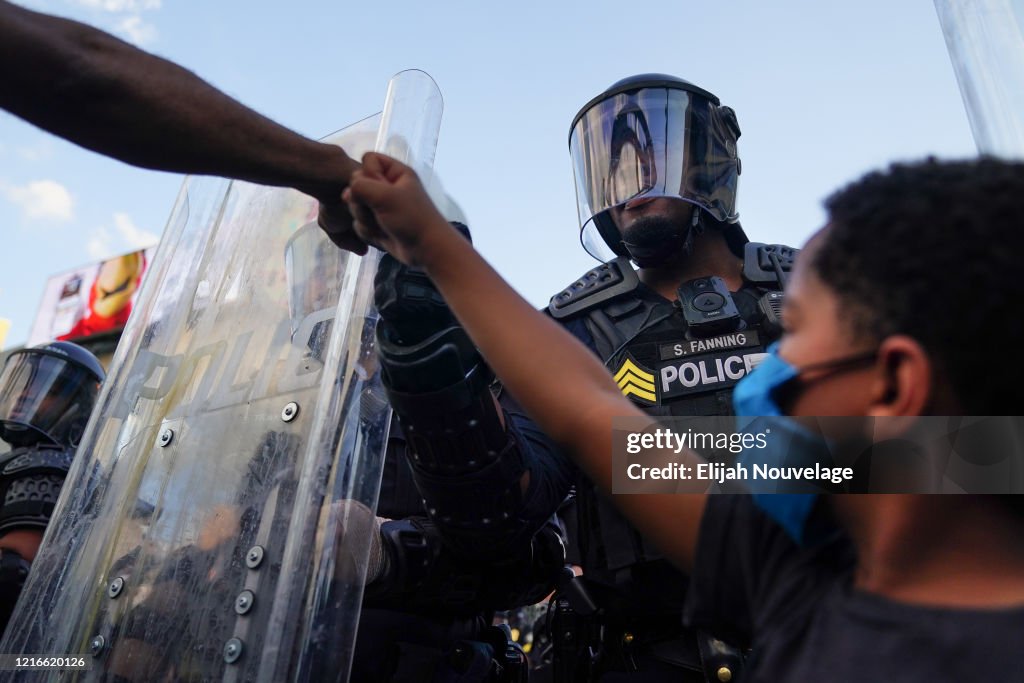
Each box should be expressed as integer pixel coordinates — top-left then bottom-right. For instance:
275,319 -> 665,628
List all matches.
380,324 -> 529,553
375,252 -> 532,554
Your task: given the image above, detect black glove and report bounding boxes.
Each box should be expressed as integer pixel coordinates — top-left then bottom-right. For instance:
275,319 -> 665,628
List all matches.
373,222 -> 471,346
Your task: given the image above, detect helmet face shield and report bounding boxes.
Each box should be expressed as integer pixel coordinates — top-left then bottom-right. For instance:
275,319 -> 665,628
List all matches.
0,348 -> 100,447
285,221 -> 348,363
569,84 -> 741,261
285,222 -> 347,329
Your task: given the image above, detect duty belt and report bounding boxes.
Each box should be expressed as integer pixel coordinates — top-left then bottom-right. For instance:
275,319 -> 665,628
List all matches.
548,570 -> 744,682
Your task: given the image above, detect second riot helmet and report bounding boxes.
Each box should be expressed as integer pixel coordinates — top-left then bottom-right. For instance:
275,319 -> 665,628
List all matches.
0,341 -> 105,448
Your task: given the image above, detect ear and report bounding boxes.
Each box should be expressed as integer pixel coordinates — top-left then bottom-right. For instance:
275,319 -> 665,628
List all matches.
867,335 -> 932,419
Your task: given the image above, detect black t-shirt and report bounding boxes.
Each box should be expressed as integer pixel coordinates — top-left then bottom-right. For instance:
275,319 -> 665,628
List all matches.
685,495 -> 1024,682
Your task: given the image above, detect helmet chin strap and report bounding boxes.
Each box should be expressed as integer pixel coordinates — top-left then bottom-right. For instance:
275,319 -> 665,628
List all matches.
621,208 -> 704,268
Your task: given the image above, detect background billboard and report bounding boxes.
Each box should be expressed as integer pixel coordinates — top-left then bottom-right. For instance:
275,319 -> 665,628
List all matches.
27,247 -> 154,346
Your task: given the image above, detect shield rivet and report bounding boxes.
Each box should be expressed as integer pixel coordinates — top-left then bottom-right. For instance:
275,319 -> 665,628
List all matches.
90,635 -> 105,657
107,576 -> 125,598
281,402 -> 299,422
234,590 -> 255,615
158,428 -> 174,447
246,545 -> 265,569
223,638 -> 243,664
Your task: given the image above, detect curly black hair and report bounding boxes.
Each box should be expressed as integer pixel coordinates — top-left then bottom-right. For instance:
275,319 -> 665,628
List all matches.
812,157 -> 1024,414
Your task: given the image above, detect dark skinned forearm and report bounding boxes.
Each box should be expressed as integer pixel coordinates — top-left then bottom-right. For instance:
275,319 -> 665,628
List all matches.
0,0 -> 354,202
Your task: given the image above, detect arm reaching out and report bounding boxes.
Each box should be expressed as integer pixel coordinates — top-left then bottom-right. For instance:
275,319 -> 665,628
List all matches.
0,0 -> 362,250
345,152 -> 708,571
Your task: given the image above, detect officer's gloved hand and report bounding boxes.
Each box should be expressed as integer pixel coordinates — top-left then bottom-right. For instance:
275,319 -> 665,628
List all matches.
373,223 -> 471,346
329,499 -> 390,584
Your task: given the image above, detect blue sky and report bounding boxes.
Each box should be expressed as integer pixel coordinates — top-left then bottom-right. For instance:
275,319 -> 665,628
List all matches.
0,0 -> 977,348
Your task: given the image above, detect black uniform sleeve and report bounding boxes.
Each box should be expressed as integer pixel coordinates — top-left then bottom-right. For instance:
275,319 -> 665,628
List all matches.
499,391 -> 576,532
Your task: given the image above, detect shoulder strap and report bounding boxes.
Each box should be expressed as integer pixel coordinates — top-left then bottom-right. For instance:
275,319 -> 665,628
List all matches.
583,300 -> 674,364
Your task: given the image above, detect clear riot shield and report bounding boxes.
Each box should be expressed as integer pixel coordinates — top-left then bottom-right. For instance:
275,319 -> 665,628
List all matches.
935,0 -> 1024,158
0,70 -> 444,683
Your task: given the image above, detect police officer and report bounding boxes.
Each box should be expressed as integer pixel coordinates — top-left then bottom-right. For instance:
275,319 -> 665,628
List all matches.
369,73 -> 796,682
542,73 -> 796,682
0,341 -> 104,633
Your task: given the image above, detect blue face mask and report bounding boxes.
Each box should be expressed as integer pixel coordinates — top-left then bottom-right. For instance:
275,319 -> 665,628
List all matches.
732,343 -> 874,545
732,344 -> 796,417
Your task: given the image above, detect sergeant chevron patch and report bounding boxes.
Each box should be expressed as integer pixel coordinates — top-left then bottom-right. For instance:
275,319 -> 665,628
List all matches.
614,356 -> 657,404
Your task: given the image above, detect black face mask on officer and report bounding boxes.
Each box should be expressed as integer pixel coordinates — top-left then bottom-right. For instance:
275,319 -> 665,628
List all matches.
615,197 -> 703,268
568,73 -> 743,267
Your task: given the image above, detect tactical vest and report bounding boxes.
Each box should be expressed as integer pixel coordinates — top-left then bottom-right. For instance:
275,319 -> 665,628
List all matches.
547,244 -> 795,612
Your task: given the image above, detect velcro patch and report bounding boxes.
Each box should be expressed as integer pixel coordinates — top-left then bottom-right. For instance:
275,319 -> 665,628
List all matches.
658,330 -> 761,360
657,350 -> 768,399
613,355 -> 657,404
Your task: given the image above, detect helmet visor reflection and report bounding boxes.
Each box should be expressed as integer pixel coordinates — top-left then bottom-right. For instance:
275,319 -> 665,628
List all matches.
569,87 -> 740,261
0,350 -> 99,446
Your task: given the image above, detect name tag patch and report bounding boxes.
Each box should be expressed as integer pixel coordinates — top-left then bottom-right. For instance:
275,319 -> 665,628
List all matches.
658,330 -> 761,360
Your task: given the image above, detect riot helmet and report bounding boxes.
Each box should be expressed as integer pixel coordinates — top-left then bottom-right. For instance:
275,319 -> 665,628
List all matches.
0,341 -> 105,448
569,74 -> 744,263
